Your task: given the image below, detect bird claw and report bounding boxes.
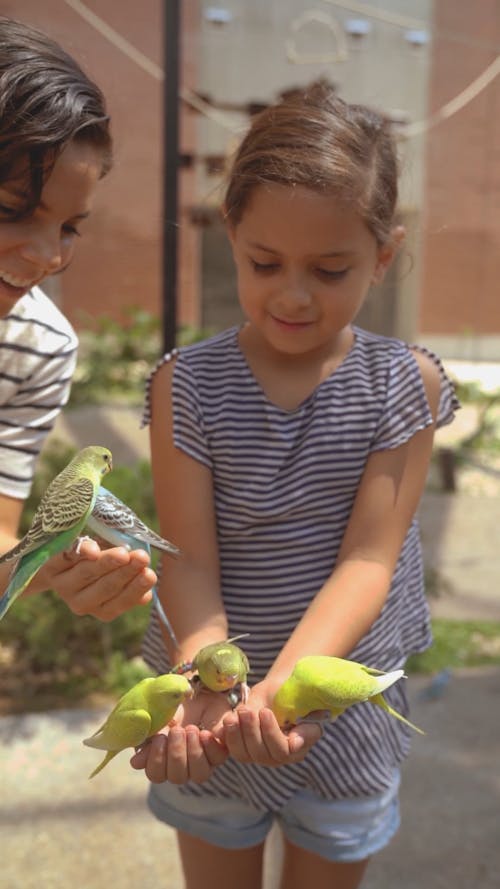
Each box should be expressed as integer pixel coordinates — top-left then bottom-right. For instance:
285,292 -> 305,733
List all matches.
295,709 -> 332,725
226,681 -> 249,709
74,535 -> 93,556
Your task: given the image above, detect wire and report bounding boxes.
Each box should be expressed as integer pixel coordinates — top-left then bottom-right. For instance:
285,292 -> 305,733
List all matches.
323,0 -> 425,30
405,54 -> 500,137
62,0 -> 240,132
63,0 -> 500,139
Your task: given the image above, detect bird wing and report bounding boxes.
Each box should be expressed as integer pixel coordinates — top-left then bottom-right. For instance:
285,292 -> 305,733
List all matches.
0,477 -> 95,563
91,487 -> 179,555
83,708 -> 153,751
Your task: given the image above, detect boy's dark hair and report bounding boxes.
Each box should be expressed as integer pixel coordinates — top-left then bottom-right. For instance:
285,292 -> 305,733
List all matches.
0,17 -> 112,212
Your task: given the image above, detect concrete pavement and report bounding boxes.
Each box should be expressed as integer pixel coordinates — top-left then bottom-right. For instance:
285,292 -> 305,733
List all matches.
1,668 -> 499,888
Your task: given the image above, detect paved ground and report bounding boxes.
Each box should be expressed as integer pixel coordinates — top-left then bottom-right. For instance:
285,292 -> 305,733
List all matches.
0,404 -> 498,888
1,668 -> 499,889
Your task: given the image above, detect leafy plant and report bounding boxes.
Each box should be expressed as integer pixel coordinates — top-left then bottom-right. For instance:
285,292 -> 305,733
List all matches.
406,619 -> 500,674
69,310 -> 214,406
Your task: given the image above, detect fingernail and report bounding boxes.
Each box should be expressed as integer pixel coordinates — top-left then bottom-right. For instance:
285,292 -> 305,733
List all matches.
290,735 -> 305,753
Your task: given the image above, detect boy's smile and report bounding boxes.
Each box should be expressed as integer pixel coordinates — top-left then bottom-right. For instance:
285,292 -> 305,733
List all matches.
0,140 -> 102,317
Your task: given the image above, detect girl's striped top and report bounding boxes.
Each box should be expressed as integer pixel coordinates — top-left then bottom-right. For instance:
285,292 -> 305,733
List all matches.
0,287 -> 78,499
142,325 -> 459,809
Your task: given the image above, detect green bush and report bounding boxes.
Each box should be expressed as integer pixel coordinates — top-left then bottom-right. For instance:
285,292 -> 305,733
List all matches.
407,619 -> 500,673
69,309 -> 214,407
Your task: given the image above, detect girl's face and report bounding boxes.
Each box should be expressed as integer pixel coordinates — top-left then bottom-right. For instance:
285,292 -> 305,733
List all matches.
0,140 -> 103,317
228,183 -> 399,359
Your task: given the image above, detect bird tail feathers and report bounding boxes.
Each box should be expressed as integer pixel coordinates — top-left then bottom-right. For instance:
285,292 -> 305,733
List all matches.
371,693 -> 425,735
0,553 -> 41,621
88,750 -> 118,778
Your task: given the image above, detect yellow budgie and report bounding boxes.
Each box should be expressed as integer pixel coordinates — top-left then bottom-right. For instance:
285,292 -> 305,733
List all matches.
83,673 -> 193,778
272,655 -> 424,734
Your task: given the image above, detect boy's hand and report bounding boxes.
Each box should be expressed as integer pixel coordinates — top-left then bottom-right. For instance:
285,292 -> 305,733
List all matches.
32,538 -> 156,620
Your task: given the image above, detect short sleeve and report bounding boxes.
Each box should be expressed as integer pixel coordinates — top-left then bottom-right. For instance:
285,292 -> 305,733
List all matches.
0,347 -> 77,499
141,350 -> 212,470
370,345 -> 460,454
412,345 -> 461,429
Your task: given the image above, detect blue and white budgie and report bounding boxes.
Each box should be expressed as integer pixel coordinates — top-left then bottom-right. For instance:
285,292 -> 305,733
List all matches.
86,486 -> 180,645
0,446 -> 112,620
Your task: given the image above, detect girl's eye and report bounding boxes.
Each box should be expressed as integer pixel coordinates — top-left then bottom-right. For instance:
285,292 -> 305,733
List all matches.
250,259 -> 280,273
62,223 -> 81,237
316,268 -> 349,280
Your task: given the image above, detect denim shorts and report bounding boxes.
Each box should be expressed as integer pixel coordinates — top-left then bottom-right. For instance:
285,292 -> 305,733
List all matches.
147,769 -> 400,863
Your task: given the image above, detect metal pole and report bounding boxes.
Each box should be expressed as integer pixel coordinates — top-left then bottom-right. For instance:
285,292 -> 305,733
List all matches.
162,0 -> 180,354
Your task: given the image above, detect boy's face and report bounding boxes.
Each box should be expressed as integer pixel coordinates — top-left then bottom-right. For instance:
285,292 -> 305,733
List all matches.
0,140 -> 102,317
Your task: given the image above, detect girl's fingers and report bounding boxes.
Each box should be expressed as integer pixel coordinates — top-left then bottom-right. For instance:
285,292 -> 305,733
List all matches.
143,733 -> 169,783
257,708 -> 290,763
165,726 -> 190,784
221,712 -> 252,762
287,722 -> 323,758
133,726 -> 227,784
199,730 -> 228,767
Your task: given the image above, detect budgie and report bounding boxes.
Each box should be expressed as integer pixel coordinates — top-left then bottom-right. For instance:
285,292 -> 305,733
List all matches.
83,672 -> 193,778
171,637 -> 250,707
272,655 -> 424,734
0,446 -> 112,620
86,485 -> 180,645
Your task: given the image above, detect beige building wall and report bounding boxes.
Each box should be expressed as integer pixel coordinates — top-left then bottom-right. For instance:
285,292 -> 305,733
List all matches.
193,0 -> 433,339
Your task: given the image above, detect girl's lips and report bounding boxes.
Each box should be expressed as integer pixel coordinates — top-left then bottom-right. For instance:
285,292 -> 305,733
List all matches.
271,315 -> 313,330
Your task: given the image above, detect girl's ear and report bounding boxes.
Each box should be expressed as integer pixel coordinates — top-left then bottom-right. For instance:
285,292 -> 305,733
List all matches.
372,225 -> 405,284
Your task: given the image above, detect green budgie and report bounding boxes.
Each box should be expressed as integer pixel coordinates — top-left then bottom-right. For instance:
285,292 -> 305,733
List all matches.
83,673 -> 193,777
172,637 -> 250,706
272,655 -> 424,734
0,446 -> 112,620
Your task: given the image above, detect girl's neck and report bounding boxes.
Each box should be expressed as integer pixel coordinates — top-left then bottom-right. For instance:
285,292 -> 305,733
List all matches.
238,324 -> 355,412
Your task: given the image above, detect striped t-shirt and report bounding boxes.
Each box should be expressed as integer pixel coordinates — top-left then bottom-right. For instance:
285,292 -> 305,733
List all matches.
0,287 -> 78,499
142,324 -> 459,808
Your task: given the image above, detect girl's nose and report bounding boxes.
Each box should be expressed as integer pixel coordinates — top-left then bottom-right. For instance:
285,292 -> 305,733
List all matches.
282,279 -> 311,307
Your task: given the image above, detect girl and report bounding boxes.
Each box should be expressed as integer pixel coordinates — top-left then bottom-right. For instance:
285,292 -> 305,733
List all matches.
0,18 -> 156,619
132,83 -> 459,889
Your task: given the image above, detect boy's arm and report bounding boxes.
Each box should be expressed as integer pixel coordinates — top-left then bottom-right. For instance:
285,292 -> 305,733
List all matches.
0,493 -> 23,588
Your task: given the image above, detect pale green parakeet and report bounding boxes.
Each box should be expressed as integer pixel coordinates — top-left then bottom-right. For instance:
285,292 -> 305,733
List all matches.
272,655 -> 424,734
172,637 -> 250,706
0,446 -> 112,620
83,673 -> 193,777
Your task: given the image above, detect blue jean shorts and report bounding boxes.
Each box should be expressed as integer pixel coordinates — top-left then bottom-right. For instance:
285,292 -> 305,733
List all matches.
147,769 -> 400,863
